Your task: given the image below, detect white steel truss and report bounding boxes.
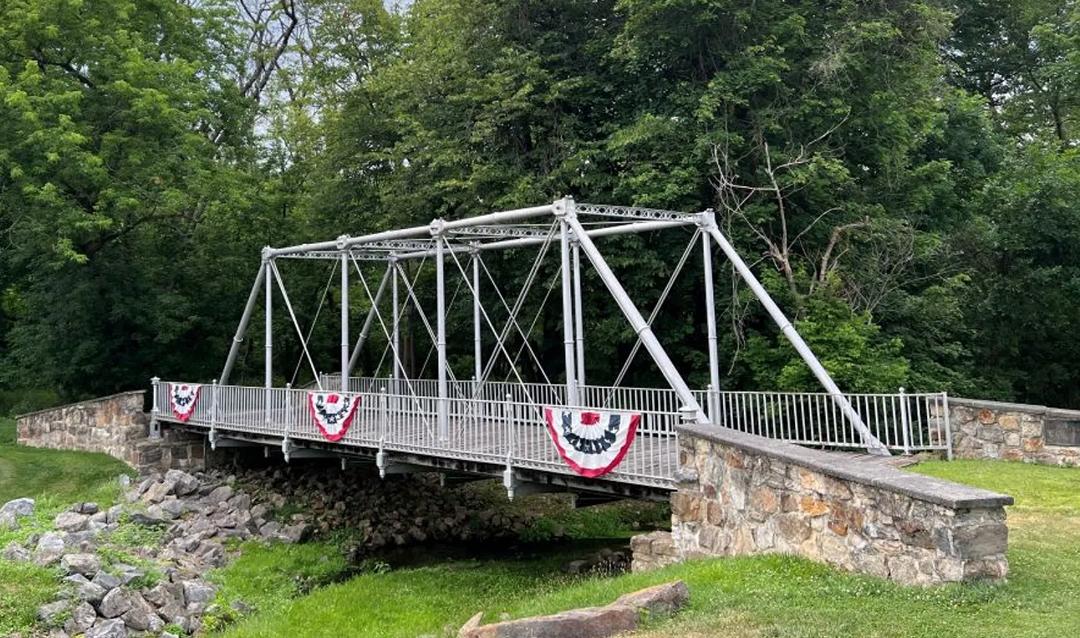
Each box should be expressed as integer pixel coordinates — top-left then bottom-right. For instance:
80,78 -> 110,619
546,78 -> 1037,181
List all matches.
212,198 -> 891,457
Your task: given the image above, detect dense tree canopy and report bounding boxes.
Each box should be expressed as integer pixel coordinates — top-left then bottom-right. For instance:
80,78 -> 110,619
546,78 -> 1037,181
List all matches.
1,0 -> 1079,412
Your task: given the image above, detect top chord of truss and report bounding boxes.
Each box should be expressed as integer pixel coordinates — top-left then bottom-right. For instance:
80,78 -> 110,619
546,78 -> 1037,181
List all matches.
270,200 -> 701,260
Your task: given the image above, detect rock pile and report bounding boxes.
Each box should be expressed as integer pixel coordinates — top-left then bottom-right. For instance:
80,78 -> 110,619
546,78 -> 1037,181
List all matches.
2,469 -> 309,637
226,463 -> 527,553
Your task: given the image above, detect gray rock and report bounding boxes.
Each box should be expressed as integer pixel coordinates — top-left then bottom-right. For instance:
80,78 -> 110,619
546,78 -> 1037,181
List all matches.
92,571 -> 123,592
142,478 -> 175,504
97,587 -> 134,618
181,580 -> 215,606
259,521 -> 282,538
120,594 -> 156,631
160,498 -> 184,519
74,502 -> 100,515
165,469 -> 200,496
128,511 -> 168,527
206,485 -> 233,504
1,497 -> 35,517
37,599 -> 70,625
1,497 -> 34,529
65,573 -> 107,604
142,582 -> 182,608
61,552 -> 102,577
54,511 -> 89,532
87,618 -> 128,638
229,493 -> 252,512
113,564 -> 145,586
106,504 -> 123,524
277,523 -> 309,544
250,504 -> 269,520
65,601 -> 97,634
117,474 -> 131,490
35,532 -> 67,565
3,541 -> 31,562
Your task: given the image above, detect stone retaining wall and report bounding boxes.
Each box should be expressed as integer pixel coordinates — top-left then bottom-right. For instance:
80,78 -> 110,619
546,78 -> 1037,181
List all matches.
947,398 -> 1080,466
634,425 -> 1013,586
15,391 -> 205,472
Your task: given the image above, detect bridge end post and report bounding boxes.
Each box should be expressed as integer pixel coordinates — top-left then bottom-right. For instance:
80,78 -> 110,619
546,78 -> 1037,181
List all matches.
149,376 -> 161,439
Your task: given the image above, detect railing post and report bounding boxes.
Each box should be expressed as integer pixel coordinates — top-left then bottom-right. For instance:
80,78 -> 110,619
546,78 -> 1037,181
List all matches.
263,250 -> 273,432
149,376 -> 161,439
209,378 -> 218,448
503,393 -> 515,500
433,221 -> 449,443
942,391 -> 953,461
282,382 -> 292,461
377,387 -> 388,478
898,387 -> 911,455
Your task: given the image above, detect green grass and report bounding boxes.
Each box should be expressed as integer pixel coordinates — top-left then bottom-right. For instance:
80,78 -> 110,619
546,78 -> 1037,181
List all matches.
217,460 -> 1080,638
0,418 -> 134,504
0,417 -> 136,636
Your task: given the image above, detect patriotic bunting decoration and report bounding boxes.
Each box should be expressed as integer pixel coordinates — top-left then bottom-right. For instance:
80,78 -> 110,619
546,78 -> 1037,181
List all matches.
543,407 -> 641,478
169,383 -> 201,422
308,392 -> 361,442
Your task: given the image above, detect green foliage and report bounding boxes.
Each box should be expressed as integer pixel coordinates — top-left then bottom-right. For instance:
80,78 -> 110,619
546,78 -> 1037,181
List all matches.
744,281 -> 910,392
0,0 -> 1079,408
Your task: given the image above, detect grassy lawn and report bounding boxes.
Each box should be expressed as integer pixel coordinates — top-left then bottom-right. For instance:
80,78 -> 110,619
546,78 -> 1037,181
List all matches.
217,460 -> 1080,638
0,417 -> 135,635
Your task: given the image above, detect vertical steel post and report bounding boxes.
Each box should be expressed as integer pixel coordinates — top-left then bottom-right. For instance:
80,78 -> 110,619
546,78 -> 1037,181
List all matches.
391,259 -> 401,390
700,221 -> 889,455
572,238 -> 586,394
472,249 -> 482,386
339,239 -> 350,394
556,198 -> 579,405
565,215 -> 706,422
433,222 -> 449,441
898,386 -> 912,455
220,264 -> 267,385
347,262 -> 392,376
149,376 -> 161,438
942,392 -> 953,461
263,253 -> 273,429
700,212 -> 721,423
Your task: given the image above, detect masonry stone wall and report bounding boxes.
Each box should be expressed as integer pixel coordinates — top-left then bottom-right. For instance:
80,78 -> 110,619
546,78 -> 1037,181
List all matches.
15,391 -> 206,472
946,398 -> 1080,467
633,425 -> 1013,586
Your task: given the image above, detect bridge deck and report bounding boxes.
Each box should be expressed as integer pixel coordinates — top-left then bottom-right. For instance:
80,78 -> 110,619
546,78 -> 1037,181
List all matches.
155,382 -> 681,496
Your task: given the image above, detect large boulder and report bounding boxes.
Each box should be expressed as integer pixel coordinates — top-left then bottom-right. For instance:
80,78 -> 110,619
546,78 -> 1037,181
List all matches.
34,532 -> 67,565
97,587 -> 134,619
65,573 -> 107,605
54,511 -> 89,533
613,580 -> 689,616
0,497 -> 34,529
3,541 -> 31,562
165,469 -> 200,496
87,618 -> 128,638
458,581 -> 690,638
37,599 -> 70,625
65,601 -> 98,635
61,552 -> 102,578
459,605 -> 638,638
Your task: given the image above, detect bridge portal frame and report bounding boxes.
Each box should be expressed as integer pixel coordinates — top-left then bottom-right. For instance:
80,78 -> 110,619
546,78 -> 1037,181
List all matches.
215,198 -> 889,456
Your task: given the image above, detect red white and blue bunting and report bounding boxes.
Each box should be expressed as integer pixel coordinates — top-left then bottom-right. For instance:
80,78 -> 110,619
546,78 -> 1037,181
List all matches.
307,392 -> 361,442
543,407 -> 641,478
169,383 -> 201,422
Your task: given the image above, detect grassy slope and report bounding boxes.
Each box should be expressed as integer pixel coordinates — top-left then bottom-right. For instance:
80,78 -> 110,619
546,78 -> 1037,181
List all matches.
219,460 -> 1080,638
0,417 -> 135,635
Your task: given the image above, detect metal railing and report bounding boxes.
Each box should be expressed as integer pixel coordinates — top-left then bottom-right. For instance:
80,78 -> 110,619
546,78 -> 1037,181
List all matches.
318,375 -> 949,454
153,377 -> 950,490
